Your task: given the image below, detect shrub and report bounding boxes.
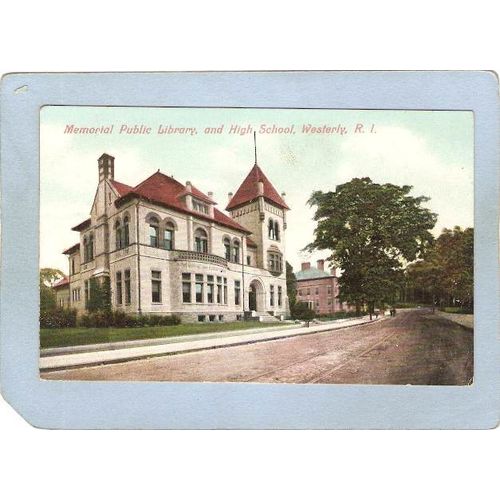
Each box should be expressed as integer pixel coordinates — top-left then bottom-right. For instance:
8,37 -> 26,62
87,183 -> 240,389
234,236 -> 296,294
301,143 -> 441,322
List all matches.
291,302 -> 316,325
40,308 -> 77,329
74,311 -> 181,328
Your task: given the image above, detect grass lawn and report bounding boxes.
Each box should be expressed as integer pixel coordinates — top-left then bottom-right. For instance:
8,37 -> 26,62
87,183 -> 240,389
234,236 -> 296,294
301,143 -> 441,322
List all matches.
40,321 -> 281,349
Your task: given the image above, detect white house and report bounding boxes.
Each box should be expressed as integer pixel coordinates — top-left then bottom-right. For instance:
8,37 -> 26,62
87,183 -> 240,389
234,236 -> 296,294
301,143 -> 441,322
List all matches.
64,149 -> 290,323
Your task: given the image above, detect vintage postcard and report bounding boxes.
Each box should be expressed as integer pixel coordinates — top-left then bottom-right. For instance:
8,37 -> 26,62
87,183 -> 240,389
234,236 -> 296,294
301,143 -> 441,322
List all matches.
39,106 -> 474,384
0,71 -> 497,429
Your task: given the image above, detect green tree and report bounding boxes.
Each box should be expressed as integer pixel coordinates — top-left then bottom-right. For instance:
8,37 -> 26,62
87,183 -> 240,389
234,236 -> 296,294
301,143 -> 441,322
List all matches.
292,301 -> 316,326
86,276 -> 111,313
306,178 -> 437,315
286,261 -> 297,311
407,226 -> 473,311
40,268 -> 64,311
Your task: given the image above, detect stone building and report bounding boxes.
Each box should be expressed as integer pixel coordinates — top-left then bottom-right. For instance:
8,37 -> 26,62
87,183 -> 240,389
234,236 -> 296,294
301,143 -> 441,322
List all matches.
295,260 -> 349,315
52,276 -> 70,308
63,150 -> 289,323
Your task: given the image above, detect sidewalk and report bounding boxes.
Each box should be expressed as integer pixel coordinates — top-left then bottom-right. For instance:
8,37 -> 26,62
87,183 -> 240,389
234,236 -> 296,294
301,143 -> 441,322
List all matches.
40,316 -> 376,371
436,311 -> 473,329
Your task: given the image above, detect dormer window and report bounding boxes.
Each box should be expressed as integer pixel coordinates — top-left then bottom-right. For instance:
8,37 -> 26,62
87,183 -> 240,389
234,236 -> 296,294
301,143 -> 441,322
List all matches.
193,200 -> 209,215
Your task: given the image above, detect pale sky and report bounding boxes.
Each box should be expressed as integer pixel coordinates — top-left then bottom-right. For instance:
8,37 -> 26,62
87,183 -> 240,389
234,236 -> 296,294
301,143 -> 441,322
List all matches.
40,106 -> 474,273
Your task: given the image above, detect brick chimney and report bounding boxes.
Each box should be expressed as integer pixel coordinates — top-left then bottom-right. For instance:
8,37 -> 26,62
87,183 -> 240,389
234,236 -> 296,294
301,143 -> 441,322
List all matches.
330,267 -> 337,277
317,259 -> 325,271
301,262 -> 311,271
98,153 -> 114,182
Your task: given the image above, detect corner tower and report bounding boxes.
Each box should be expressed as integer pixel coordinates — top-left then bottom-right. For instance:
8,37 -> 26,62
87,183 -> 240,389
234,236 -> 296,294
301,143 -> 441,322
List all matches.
226,134 -> 289,274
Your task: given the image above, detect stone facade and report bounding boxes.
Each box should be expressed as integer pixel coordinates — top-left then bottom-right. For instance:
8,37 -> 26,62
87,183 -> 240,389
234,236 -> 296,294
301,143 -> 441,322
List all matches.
64,153 -> 290,323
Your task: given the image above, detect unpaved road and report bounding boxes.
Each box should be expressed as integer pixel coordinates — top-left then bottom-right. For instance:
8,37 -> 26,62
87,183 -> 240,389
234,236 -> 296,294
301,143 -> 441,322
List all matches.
42,309 -> 473,385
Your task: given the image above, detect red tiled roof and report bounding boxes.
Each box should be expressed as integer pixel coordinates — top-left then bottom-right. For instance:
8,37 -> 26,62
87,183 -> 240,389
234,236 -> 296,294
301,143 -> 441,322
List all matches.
52,276 -> 69,288
63,243 -> 80,255
110,179 -> 133,196
226,164 -> 289,211
115,171 -> 251,234
246,237 -> 258,248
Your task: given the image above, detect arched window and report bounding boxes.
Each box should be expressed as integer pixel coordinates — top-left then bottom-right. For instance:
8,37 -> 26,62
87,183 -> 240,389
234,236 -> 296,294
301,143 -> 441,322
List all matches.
232,239 -> 240,263
148,216 -> 160,247
163,221 -> 175,250
123,215 -> 130,246
274,220 -> 280,241
194,228 -> 208,253
114,220 -> 123,250
268,218 -> 275,239
223,237 -> 231,261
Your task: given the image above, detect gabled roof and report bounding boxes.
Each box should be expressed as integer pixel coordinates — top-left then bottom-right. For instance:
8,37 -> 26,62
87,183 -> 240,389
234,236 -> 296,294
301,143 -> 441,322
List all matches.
71,219 -> 91,232
52,276 -> 69,289
226,164 -> 289,211
110,179 -> 133,196
63,243 -> 80,255
115,171 -> 251,234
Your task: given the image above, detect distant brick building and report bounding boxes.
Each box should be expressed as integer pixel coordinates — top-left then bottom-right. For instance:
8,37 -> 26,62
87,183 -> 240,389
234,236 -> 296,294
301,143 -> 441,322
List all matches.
295,260 -> 348,315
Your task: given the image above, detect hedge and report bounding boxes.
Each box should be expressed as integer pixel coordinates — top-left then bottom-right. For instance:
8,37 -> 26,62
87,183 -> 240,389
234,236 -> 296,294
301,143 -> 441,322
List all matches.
40,308 -> 77,329
41,309 -> 181,329
77,311 -> 181,328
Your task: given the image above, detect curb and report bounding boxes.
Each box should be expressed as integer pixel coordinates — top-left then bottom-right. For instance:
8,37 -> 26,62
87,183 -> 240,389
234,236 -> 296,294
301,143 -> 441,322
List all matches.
40,317 -> 379,372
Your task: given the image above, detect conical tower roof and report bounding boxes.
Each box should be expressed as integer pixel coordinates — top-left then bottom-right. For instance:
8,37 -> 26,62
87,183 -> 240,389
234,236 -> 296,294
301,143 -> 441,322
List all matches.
226,163 -> 289,211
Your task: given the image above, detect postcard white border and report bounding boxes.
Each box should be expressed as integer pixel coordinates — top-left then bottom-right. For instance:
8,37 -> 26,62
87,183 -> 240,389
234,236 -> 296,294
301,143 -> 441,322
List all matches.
1,71 -> 498,428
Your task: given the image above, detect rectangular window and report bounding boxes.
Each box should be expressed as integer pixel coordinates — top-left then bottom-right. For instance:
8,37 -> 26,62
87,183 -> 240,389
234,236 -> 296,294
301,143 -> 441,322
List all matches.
327,286 -> 332,295
209,314 -> 216,322
216,276 -> 222,304
198,315 -> 206,322
182,273 -> 191,303
195,274 -> 204,303
247,255 -> 251,265
116,271 -> 123,305
71,259 -> 75,275
270,285 -> 275,307
218,315 -> 224,322
316,287 -> 319,295
235,280 -> 241,306
207,275 -> 214,303
306,288 -> 310,295
124,269 -> 131,304
223,278 -> 228,305
151,270 -> 161,303
278,286 -> 282,307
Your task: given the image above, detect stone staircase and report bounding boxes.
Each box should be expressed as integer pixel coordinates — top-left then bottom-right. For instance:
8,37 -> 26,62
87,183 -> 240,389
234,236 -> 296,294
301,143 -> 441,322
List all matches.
256,311 -> 282,323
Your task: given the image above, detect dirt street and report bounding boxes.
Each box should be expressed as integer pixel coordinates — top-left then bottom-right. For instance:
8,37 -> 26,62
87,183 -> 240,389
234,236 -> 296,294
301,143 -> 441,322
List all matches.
42,309 -> 473,385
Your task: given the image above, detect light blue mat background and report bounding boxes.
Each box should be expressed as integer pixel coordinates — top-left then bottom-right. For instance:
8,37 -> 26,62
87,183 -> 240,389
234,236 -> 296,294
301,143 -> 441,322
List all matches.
0,71 -> 498,429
